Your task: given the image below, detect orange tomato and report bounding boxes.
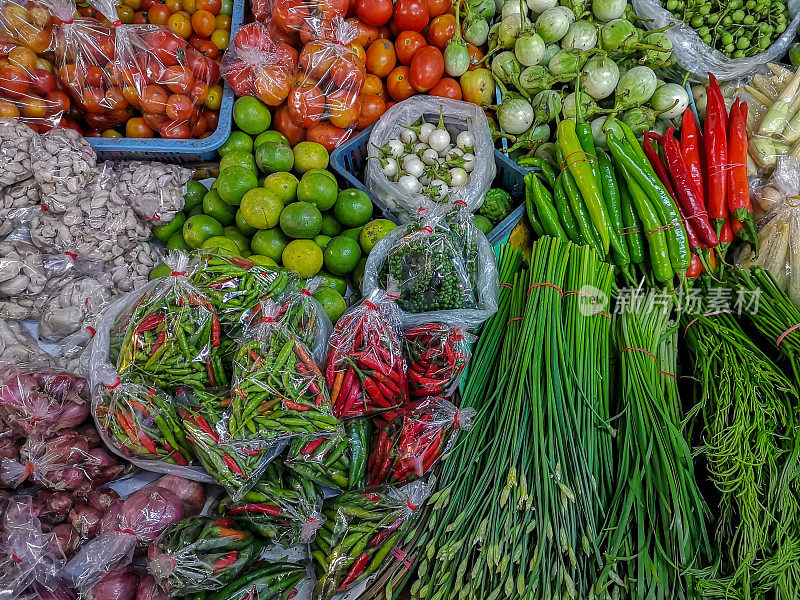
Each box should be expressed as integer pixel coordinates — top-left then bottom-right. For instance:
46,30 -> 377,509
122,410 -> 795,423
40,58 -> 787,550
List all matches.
191,9 -> 216,36
361,73 -> 384,96
274,102 -> 306,145
254,66 -> 291,106
167,12 -> 192,38
346,17 -> 379,47
467,43 -> 484,70
329,55 -> 365,91
45,90 -> 70,113
409,45 -> 443,92
347,42 -> 366,64
164,65 -> 194,94
191,79 -> 208,103
356,93 -> 385,129
429,76 -> 461,99
327,88 -> 359,128
196,0 -> 221,12
365,38 -> 395,78
104,86 -> 130,110
166,93 -> 193,120
148,2 -> 170,23
395,30 -> 426,65
0,100 -> 20,118
426,14 -> 455,50
287,83 -> 325,128
386,65 -> 415,101
140,84 -> 168,113
126,117 -> 154,137
8,46 -> 37,71
425,0 -> 450,17
272,0 -> 309,32
80,87 -> 106,114
315,0 -> 348,18
162,120 -> 192,138
215,14 -> 230,29
307,120 -> 350,152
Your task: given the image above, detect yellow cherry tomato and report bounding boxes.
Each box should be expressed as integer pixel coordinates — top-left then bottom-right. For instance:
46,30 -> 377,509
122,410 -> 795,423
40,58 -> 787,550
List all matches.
102,129 -> 123,138
210,28 -> 228,49
214,13 -> 230,30
167,12 -> 192,38
116,5 -> 135,23
205,84 -> 222,110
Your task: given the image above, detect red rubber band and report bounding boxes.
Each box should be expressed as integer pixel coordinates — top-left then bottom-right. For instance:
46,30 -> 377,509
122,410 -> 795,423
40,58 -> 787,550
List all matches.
64,251 -> 77,259
406,499 -> 418,510
300,289 -> 312,296
170,270 -> 186,276
620,347 -> 676,378
499,282 -> 514,289
107,377 -> 121,390
86,325 -> 96,338
527,282 -> 563,296
364,301 -> 377,310
507,317 -> 522,325
777,322 -> 800,347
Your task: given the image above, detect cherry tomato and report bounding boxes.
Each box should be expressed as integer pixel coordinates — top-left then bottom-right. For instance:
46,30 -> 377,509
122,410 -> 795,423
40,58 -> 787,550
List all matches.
85,65 -> 104,87
395,30 -> 426,65
429,76 -> 461,99
45,90 -> 70,113
165,0 -> 182,12
467,43 -> 484,70
386,65 -> 415,101
122,85 -> 140,107
0,65 -> 29,98
187,50 -> 220,84
356,94 -> 385,129
255,66 -> 291,106
190,9 -> 216,36
8,46 -> 36,71
210,29 -> 229,49
361,73 -> 384,96
392,0 -> 428,32
133,12 -> 147,23
167,12 -> 192,38
81,87 -> 106,114
182,0 -> 196,13
409,45 -> 443,92
142,0 -> 158,10
148,3 -> 171,25
307,120 -> 350,152
0,100 -> 20,118
29,68 -> 55,95
274,103 -> 306,146
116,4 -> 134,21
272,0 -> 309,32
204,107 -> 219,130
288,83 -> 325,128
215,14 -> 230,29
355,0 -> 392,26
191,79 -> 208,103
124,0 -> 143,10
346,18 -> 379,47
299,42 -> 335,79
426,14 -> 455,50
327,88 -> 359,128
197,39 -> 220,59
104,86 -> 130,110
161,119 -> 192,138
196,0 -> 221,11
140,84 -> 168,113
190,113 -> 208,136
163,65 -> 194,94
146,29 -> 187,66
425,0 -> 450,17
166,93 -> 193,120
21,97 -> 46,119
276,42 -> 299,70
347,42 -> 366,64
205,83 -> 222,109
365,38 -> 396,78
315,0 -> 348,19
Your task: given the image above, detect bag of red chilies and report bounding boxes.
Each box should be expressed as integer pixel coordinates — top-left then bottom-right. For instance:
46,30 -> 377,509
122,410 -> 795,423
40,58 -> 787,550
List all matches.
324,289 -> 408,419
368,397 -> 475,486
403,323 -> 473,399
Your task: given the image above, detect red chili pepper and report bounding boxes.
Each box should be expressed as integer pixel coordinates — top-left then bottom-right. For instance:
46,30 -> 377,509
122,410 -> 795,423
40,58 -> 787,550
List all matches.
680,107 -> 705,204
214,518 -> 235,528
229,256 -> 256,269
208,278 -> 234,290
662,127 -> 719,248
138,429 -> 158,454
172,450 -> 189,466
229,503 -> 281,516
727,99 -> 758,247
642,132 -> 679,200
325,350 -> 338,387
341,385 -> 360,416
195,415 -> 220,442
222,454 -> 244,477
211,313 -> 220,347
707,73 -> 728,131
136,313 -> 164,333
686,253 -> 703,278
149,331 -> 167,357
339,552 -> 370,589
284,399 -> 312,411
301,438 -> 325,456
362,377 -> 385,403
212,550 -> 239,571
705,74 -> 728,235
206,357 -> 217,388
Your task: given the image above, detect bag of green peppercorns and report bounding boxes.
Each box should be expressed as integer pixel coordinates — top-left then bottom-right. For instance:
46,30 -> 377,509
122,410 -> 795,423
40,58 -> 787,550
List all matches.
362,203 -> 499,330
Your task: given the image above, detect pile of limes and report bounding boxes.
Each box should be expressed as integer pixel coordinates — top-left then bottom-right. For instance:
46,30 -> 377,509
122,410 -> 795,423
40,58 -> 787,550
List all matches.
152,97 -> 397,322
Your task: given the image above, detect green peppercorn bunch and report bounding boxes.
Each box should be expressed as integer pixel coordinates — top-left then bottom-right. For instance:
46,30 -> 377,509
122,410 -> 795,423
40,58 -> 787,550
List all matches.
664,0 -> 790,58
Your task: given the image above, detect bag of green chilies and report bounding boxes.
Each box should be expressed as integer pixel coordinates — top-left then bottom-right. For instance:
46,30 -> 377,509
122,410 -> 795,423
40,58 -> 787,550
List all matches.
229,299 -> 340,447
203,561 -> 309,600
176,387 -> 286,502
285,420 -> 370,492
147,516 -> 259,596
311,481 -> 430,600
218,458 -> 324,545
190,253 -> 296,335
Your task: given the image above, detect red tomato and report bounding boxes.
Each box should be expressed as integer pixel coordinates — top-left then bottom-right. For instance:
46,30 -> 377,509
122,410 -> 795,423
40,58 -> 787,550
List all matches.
164,65 -> 194,94
315,0 -> 348,19
272,0 -> 309,32
187,50 -> 220,85
426,14 -> 455,50
29,68 -> 55,95
142,0 -> 158,10
254,66 -> 291,106
146,30 -> 188,66
425,0 -> 450,17
148,3 -> 171,25
204,107 -> 219,130
346,18 -> 379,47
386,65 -> 416,101
140,84 -> 168,113
329,55 -> 365,91
356,93 -> 385,129
133,12 -> 148,23
161,119 -> 192,138
287,83 -> 325,128
327,88 -> 359,128
45,90 -> 70,113
429,76 -> 461,99
166,93 -> 193,120
191,9 -> 217,36
467,43 -> 484,70
191,80 -> 209,103
80,87 -> 106,114
0,65 -> 30,98
274,103 -> 306,145
104,86 -> 130,110
392,0 -> 428,32
409,46 -> 443,92
196,0 -> 221,12
395,30 -> 426,65
190,113 -> 208,136
307,121 -> 350,152
224,63 -> 253,95
365,39 -> 396,78
196,39 -> 220,59
122,85 -> 140,107
126,117 -> 154,137
85,65 -> 104,87
355,0 -> 392,26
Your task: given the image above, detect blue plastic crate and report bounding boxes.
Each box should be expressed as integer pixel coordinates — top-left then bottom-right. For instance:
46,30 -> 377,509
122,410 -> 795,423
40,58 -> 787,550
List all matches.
330,124 -> 531,236
86,0 -> 244,163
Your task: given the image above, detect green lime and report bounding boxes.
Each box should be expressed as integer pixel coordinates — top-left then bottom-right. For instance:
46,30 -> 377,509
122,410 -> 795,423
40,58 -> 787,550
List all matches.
791,43 -> 800,67
297,170 -> 338,211
153,212 -> 186,242
223,226 -> 251,252
203,189 -> 236,226
306,168 -> 337,185
342,226 -> 363,240
236,209 -> 257,236
315,270 -> 347,296
334,189 -> 373,227
280,202 -> 322,239
239,188 -> 283,230
251,228 -> 289,262
352,257 -> 367,291
473,214 -> 493,235
220,150 -> 257,174
184,180 -> 207,212
323,235 -> 361,275
320,213 -> 343,236
216,166 -> 258,206
248,254 -> 279,266
282,239 -> 323,278
183,214 -> 224,249
263,172 -> 299,205
313,287 -> 346,323
255,130 -> 289,148
293,141 -> 329,174
149,262 -> 171,280
314,234 -> 332,248
201,235 -> 241,254
359,218 -> 396,254
255,141 -> 294,174
233,96 -> 272,135
187,204 -> 204,217
166,231 -> 191,251
218,131 -> 254,157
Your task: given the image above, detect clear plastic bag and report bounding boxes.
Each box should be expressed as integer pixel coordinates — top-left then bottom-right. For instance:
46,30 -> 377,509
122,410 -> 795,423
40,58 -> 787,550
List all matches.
630,0 -> 800,81
0,118 -> 37,187
0,179 -> 41,239
146,516 -> 258,597
217,457 -> 324,545
0,365 -> 89,438
0,240 -> 84,300
364,97 -> 496,218
93,381 -> 212,482
403,323 -> 473,398
29,127 -> 97,213
363,205 -> 499,329
228,298 -> 340,446
368,397 -> 474,486
0,319 -> 40,364
112,161 -> 191,223
38,276 -> 113,341
285,419 -> 369,492
221,22 -> 297,107
324,290 -> 409,419
311,481 -> 430,600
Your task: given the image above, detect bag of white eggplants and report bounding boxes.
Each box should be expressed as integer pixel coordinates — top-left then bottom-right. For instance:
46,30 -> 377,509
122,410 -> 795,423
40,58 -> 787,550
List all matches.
364,96 -> 496,220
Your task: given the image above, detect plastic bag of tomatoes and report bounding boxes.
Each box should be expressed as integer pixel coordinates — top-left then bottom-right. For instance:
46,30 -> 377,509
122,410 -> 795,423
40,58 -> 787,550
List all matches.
286,16 -> 364,152
221,22 -> 296,107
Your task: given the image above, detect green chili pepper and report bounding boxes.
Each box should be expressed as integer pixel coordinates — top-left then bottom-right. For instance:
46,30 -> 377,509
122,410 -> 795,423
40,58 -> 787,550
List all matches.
526,172 -> 567,240
617,177 -> 646,265
596,149 -> 630,267
552,177 -> 584,245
